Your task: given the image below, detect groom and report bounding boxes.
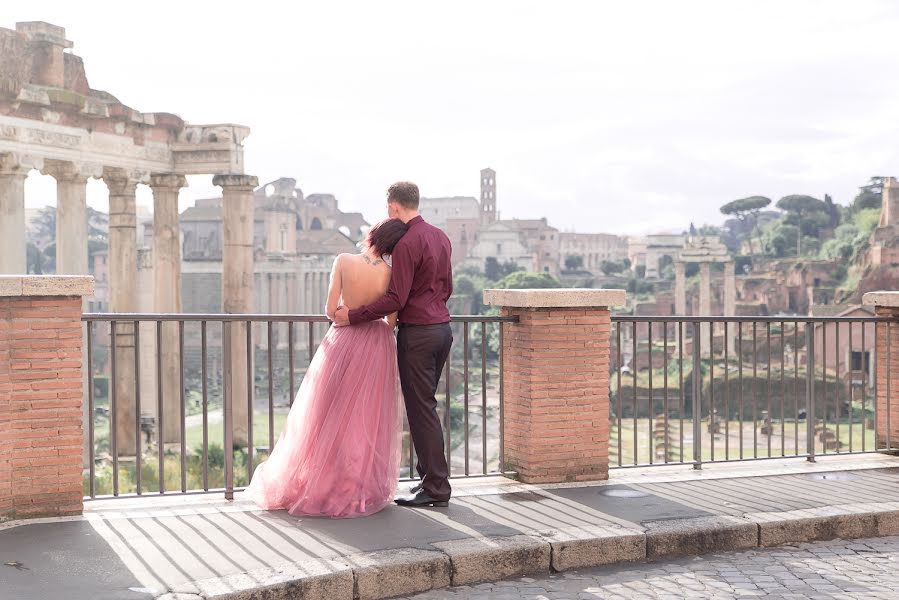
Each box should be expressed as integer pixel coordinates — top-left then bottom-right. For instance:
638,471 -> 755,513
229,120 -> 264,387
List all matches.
333,181 -> 453,508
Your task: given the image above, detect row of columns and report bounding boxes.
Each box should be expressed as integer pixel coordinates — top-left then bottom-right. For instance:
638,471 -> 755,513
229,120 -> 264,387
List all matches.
0,153 -> 259,454
674,260 -> 736,353
674,260 -> 736,316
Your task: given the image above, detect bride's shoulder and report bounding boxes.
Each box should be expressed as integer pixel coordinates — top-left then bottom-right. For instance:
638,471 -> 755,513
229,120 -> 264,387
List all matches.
332,253 -> 355,270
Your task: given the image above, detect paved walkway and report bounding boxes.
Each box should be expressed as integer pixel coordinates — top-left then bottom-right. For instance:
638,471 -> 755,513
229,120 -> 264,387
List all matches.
1,454 -> 898,599
404,536 -> 899,599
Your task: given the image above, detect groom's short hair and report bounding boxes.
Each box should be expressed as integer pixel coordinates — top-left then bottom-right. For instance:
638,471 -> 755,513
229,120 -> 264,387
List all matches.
387,182 -> 419,210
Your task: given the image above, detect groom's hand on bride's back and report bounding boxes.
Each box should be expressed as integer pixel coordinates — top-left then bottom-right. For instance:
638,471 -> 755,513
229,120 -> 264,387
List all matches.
333,305 -> 350,327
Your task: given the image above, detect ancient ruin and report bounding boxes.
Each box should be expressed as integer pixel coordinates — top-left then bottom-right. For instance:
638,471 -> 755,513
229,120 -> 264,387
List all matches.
0,21 -> 256,449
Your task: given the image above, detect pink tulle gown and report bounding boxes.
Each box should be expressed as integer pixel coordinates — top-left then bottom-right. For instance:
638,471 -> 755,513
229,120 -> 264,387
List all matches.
245,319 -> 403,518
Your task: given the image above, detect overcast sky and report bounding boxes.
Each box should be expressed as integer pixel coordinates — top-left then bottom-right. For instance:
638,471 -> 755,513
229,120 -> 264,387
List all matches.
12,0 -> 899,235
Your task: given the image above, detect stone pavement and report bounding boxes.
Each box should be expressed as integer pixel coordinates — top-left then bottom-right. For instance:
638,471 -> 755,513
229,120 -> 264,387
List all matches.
404,536 -> 899,599
1,454 -> 899,600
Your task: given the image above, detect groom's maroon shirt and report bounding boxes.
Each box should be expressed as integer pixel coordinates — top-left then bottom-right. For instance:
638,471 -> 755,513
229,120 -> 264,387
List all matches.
349,216 -> 453,325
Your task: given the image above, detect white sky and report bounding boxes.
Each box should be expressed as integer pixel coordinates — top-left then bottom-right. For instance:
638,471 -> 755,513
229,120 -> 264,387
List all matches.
12,0 -> 899,235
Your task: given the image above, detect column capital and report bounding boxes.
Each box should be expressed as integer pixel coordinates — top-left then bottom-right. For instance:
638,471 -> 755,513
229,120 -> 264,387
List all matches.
103,167 -> 149,194
43,159 -> 103,183
149,173 -> 187,191
213,173 -> 258,191
0,152 -> 43,176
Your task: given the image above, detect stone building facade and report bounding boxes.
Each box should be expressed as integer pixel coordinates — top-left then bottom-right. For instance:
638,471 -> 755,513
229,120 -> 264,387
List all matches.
560,232 -> 629,273
420,168 -> 564,275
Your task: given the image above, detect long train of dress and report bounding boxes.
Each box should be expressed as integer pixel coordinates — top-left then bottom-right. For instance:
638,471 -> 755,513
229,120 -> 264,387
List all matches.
245,319 -> 403,518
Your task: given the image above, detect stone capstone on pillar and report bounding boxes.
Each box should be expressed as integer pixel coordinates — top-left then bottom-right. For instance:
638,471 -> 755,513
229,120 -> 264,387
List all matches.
483,288 -> 626,484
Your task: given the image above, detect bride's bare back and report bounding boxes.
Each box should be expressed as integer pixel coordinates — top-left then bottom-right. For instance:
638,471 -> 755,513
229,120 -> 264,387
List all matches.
325,253 -> 395,324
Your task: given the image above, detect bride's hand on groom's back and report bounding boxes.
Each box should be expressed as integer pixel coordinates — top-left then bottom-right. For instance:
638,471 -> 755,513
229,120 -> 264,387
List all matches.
333,305 -> 350,327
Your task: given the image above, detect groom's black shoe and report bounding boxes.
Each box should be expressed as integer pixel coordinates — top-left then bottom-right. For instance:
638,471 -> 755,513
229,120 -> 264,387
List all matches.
394,490 -> 449,508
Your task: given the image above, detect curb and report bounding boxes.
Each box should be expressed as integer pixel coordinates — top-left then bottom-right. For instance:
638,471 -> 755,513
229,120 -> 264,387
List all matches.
156,502 -> 899,600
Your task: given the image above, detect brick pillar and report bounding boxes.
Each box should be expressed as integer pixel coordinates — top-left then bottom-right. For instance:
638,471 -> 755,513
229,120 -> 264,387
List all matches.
864,291 -> 899,451
0,275 -> 94,521
484,288 -> 626,484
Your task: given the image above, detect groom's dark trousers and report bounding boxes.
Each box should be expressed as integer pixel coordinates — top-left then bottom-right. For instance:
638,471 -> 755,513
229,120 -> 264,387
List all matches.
397,322 -> 453,501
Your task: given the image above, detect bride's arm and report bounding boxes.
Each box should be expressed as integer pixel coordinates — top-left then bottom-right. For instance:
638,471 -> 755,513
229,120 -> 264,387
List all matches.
325,255 -> 344,321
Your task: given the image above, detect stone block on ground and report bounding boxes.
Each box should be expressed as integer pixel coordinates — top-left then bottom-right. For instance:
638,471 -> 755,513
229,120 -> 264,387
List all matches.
750,504 -> 896,547
644,515 -> 757,560
431,534 -> 551,586
190,559 -> 354,600
538,525 -> 646,571
345,547 -> 451,600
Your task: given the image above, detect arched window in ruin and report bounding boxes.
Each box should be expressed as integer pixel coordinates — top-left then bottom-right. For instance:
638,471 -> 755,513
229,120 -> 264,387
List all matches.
311,217 -> 323,230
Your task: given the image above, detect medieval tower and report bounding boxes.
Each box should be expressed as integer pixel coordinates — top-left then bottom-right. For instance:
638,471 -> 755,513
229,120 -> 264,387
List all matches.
480,167 -> 497,225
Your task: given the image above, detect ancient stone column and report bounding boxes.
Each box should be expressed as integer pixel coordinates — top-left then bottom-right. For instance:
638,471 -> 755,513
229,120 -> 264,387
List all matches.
45,161 -> 98,277
213,174 -> 258,447
105,168 -> 143,456
723,261 -> 736,315
483,288 -> 626,483
699,262 -> 712,352
150,174 -> 187,445
674,261 -> 687,315
723,260 -> 736,354
45,160 -> 98,467
0,154 -> 40,274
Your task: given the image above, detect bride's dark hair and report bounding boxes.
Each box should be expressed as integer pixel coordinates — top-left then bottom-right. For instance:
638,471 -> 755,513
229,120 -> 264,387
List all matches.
366,218 -> 409,257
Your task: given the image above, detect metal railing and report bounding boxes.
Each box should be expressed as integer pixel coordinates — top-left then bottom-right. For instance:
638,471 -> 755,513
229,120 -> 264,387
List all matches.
610,316 -> 895,469
81,313 -> 513,501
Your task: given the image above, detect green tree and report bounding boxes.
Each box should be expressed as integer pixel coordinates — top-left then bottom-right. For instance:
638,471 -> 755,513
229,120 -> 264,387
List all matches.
850,177 -> 884,214
484,257 -> 522,282
601,259 -> 628,275
564,254 -> 584,271
452,272 -> 489,314
761,221 -> 800,258
26,242 -> 46,274
495,271 -> 561,289
720,196 -> 771,255
776,195 -> 828,256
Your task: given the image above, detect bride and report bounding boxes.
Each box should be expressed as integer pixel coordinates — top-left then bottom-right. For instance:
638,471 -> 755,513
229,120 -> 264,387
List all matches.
245,218 -> 409,518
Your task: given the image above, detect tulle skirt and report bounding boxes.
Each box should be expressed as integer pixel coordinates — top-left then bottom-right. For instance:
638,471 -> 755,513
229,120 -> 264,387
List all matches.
245,319 -> 403,518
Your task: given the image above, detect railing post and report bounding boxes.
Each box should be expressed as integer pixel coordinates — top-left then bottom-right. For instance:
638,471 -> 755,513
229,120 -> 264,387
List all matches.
806,322 -> 816,462
692,321 -> 702,469
863,292 -> 899,452
484,288 -> 626,484
223,321 -> 234,500
0,276 -> 94,521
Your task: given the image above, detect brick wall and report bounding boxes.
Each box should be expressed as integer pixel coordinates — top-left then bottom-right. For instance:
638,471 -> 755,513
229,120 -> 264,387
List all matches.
501,307 -> 612,483
0,291 -> 87,521
874,305 -> 899,451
